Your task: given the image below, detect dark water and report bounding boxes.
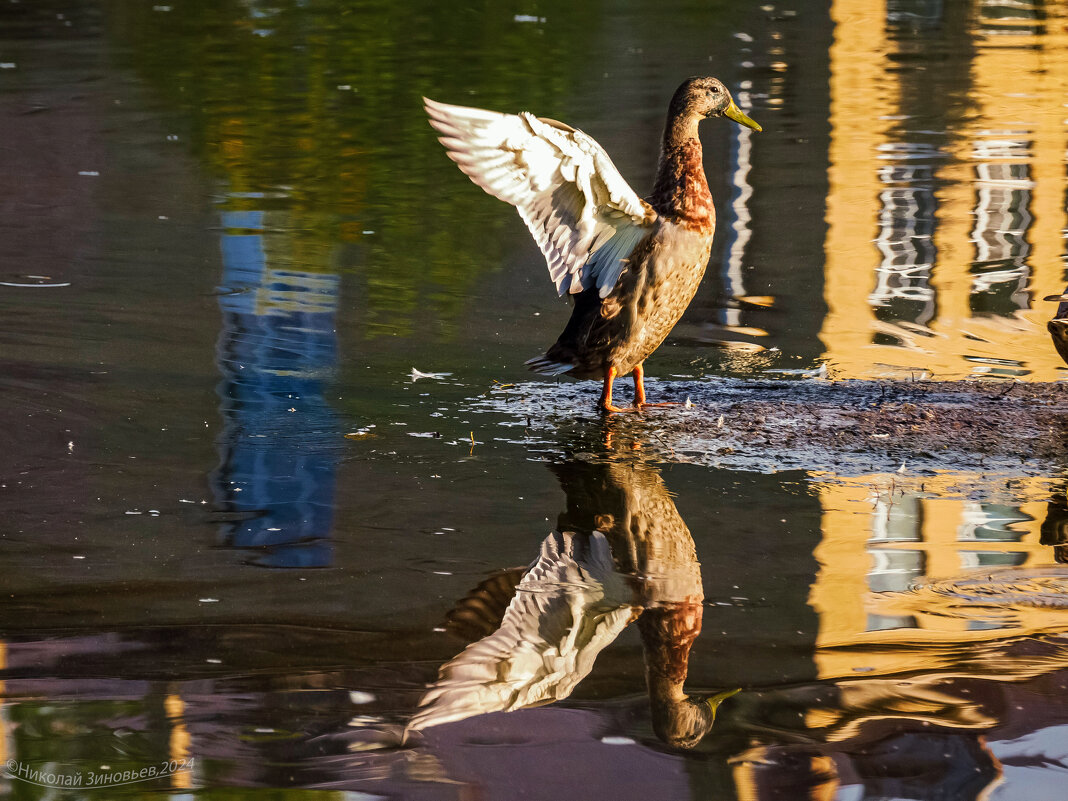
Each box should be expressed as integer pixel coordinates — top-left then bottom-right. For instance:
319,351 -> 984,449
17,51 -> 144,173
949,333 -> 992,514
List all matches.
2,0 -> 1068,798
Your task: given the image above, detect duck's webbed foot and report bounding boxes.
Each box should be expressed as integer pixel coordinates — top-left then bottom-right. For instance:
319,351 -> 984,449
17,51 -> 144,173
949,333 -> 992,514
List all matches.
598,366 -> 637,414
600,364 -> 685,413
632,363 -> 682,409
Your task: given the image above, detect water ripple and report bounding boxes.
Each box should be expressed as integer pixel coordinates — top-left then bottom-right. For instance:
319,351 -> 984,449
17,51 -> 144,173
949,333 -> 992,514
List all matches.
909,567 -> 1068,612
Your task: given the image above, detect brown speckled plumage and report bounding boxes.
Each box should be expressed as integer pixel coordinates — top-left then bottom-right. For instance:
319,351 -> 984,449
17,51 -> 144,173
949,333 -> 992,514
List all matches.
649,141 -> 716,229
410,449 -> 733,747
426,77 -> 760,411
552,454 -> 733,748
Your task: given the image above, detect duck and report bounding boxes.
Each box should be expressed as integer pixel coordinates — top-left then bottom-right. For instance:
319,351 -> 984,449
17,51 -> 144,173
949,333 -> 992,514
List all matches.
424,77 -> 760,412
407,442 -> 738,749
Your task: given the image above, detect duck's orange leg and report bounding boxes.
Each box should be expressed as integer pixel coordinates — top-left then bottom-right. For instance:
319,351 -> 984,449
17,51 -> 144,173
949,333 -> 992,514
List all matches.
634,363 -> 649,406
599,366 -> 633,413
633,362 -> 681,409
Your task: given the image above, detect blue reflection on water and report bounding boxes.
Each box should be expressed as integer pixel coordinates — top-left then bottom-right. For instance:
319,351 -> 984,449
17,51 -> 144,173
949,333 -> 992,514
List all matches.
211,210 -> 341,567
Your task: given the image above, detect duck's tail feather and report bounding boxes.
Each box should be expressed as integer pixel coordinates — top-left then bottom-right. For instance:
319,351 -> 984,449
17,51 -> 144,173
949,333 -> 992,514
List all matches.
525,354 -> 575,376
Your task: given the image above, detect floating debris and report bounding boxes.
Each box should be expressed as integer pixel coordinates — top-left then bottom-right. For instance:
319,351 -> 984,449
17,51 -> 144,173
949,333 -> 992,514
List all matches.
410,367 -> 452,382
0,281 -> 71,288
344,427 -> 376,440
765,363 -> 829,379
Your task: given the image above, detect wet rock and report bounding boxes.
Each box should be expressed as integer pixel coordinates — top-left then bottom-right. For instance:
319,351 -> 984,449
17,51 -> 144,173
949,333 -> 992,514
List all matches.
473,378 -> 1068,480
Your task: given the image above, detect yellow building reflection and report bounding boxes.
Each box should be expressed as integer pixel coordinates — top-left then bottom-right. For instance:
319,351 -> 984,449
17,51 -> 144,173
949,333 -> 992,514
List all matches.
812,474 -> 1064,679
823,0 -> 1068,380
165,692 -> 192,790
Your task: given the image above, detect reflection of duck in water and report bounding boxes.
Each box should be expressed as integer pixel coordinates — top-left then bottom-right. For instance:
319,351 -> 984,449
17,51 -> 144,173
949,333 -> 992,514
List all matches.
551,457 -> 737,747
407,446 -> 736,748
425,78 -> 760,412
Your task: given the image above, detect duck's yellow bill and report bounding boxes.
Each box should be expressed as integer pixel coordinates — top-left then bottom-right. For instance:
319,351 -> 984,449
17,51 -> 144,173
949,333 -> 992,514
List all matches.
705,687 -> 742,721
725,101 -> 761,132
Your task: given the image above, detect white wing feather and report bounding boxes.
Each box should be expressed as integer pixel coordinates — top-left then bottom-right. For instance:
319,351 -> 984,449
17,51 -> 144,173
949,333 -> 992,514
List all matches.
425,97 -> 656,297
406,531 -> 635,734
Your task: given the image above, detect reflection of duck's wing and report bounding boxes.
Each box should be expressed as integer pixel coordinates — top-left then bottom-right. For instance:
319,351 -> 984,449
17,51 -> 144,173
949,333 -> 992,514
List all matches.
407,531 -> 635,734
444,566 -> 527,643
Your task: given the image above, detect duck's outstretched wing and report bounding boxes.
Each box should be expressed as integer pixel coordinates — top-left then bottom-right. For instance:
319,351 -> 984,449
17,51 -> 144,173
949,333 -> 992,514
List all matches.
406,531 -> 636,735
425,97 -> 656,298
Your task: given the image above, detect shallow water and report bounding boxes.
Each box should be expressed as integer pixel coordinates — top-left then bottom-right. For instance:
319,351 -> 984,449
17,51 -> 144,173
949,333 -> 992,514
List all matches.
2,0 -> 1068,798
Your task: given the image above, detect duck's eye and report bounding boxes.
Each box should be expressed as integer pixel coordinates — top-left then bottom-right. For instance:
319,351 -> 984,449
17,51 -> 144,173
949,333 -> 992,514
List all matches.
710,86 -> 721,94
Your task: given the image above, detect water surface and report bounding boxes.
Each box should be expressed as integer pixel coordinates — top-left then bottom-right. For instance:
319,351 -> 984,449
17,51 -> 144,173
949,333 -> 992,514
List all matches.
2,0 -> 1068,798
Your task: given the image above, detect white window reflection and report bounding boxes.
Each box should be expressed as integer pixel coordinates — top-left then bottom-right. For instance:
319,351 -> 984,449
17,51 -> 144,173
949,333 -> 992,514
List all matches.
970,141 -> 1033,315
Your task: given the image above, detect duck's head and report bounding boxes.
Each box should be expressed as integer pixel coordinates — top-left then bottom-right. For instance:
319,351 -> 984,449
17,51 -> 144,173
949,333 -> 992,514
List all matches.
652,687 -> 741,749
672,76 -> 762,132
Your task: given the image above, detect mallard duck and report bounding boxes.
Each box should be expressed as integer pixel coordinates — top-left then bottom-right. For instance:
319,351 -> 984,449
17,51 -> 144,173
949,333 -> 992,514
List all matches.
425,77 -> 760,412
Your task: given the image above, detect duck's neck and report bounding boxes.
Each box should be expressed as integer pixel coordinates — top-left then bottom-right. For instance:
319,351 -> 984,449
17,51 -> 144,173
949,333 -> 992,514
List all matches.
638,603 -> 702,702
649,115 -> 715,229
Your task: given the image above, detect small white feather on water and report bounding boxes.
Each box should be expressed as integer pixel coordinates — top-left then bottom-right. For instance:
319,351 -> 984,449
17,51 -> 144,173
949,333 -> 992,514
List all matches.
410,367 -> 452,382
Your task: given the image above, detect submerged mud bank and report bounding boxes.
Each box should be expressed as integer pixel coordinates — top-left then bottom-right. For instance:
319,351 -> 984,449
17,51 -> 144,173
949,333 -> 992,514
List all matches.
473,377 -> 1068,480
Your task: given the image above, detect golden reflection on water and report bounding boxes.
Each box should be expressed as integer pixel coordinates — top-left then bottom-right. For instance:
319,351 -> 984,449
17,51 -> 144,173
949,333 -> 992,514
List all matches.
730,628 -> 1068,800
813,474 -> 1066,679
5,3 -> 1068,797
165,693 -> 192,790
824,0 -> 1068,380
